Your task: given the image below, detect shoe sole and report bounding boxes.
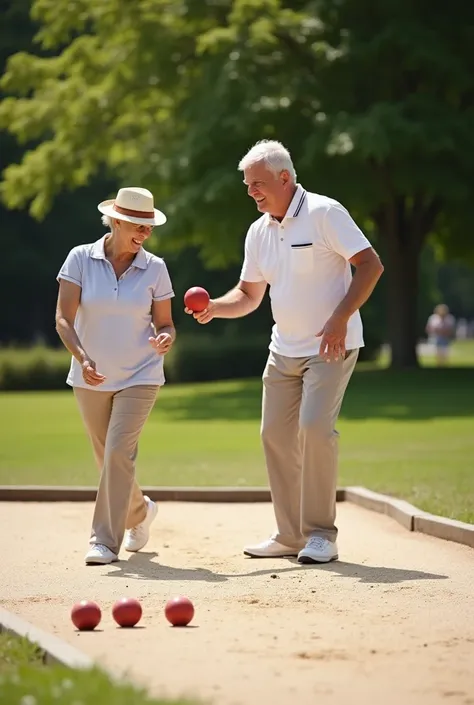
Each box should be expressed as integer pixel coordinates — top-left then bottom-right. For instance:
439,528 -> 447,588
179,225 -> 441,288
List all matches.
243,550 -> 298,558
297,554 -> 338,564
85,557 -> 119,565
124,543 -> 147,553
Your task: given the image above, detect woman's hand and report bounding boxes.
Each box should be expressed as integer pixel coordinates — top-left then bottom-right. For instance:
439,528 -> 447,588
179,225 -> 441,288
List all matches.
81,358 -> 106,386
149,332 -> 173,355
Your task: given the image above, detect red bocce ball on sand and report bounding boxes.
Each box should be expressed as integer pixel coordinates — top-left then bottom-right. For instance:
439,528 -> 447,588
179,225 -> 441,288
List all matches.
112,597 -> 143,628
71,600 -> 102,631
164,596 -> 195,627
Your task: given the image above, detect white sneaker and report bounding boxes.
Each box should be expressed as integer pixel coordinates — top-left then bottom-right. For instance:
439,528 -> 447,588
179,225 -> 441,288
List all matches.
124,496 -> 158,552
298,536 -> 338,564
85,544 -> 118,565
243,536 -> 298,558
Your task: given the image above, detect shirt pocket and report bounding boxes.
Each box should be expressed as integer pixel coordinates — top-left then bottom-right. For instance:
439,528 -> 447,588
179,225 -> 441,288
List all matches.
290,243 -> 314,275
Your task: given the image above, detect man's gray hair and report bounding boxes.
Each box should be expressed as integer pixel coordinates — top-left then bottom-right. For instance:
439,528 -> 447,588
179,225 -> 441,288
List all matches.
238,140 -> 297,181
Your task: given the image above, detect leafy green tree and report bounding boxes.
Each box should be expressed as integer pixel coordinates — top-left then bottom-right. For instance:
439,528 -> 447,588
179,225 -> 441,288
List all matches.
1,0 -> 473,366
0,0 -> 120,344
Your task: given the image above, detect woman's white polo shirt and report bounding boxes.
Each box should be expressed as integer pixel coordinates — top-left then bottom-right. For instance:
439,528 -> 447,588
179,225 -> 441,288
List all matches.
57,236 -> 174,391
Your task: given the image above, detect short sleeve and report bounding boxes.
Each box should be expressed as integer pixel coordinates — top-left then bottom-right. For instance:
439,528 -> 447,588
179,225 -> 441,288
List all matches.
152,261 -> 175,301
322,203 -> 372,261
240,228 -> 265,282
57,246 -> 83,287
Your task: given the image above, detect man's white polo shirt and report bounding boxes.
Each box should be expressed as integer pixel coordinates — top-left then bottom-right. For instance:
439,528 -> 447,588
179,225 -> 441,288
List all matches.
240,184 -> 372,358
57,236 -> 174,391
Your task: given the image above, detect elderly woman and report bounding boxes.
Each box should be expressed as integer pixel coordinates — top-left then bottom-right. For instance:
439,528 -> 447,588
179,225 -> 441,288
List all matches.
55,187 -> 175,565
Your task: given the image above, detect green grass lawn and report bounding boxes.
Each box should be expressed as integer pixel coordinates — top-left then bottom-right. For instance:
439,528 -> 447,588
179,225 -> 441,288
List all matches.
0,631 -> 196,704
382,338 -> 474,368
0,358 -> 473,522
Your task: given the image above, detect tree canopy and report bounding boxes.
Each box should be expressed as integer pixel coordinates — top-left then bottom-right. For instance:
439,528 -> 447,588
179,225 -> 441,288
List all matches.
1,0 -> 474,366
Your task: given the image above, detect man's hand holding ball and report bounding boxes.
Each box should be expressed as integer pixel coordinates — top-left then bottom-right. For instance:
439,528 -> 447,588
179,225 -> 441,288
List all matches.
184,286 -> 215,324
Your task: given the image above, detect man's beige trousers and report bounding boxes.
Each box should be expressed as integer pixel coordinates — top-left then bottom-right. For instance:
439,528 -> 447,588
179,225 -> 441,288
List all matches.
261,349 -> 358,548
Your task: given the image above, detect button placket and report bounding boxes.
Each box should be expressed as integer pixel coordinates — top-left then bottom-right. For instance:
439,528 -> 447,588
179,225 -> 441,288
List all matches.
104,260 -> 118,293
279,220 -> 286,241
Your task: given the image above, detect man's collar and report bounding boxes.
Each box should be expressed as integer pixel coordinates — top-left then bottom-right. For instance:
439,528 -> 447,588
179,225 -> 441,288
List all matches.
287,183 -> 307,218
265,183 -> 307,224
91,235 -> 148,269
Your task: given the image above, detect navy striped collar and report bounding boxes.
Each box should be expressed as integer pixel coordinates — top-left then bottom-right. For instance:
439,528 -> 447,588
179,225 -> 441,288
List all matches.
267,184 -> 307,223
290,185 -> 307,217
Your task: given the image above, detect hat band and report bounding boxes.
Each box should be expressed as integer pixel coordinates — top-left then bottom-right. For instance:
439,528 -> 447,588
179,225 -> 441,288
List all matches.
113,203 -> 155,219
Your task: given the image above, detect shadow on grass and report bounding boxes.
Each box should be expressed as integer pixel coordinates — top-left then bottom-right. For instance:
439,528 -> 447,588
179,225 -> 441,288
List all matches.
154,368 -> 474,422
106,552 -> 447,585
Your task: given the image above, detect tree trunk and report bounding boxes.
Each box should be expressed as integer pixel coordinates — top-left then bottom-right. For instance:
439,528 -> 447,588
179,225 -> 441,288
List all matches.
376,199 -> 424,370
384,231 -> 421,369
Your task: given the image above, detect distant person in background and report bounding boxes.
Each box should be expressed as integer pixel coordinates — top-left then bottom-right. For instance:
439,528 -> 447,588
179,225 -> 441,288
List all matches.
456,318 -> 468,340
426,304 -> 456,366
55,187 -> 175,565
186,140 -> 384,564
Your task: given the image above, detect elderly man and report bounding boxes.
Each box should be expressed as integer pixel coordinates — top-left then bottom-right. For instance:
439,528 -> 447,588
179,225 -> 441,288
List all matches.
187,140 -> 384,563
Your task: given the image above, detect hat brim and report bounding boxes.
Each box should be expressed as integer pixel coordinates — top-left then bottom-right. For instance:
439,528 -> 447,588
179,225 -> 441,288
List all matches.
98,200 -> 167,227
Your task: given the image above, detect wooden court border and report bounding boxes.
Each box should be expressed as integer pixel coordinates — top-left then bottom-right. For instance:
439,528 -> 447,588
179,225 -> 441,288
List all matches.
0,485 -> 472,548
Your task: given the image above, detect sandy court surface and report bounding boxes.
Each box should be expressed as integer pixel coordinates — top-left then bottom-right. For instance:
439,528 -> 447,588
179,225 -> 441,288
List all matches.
2,500 -> 474,705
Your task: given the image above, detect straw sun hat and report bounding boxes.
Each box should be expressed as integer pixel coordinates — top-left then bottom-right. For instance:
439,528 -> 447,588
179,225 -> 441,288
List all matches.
98,187 -> 167,226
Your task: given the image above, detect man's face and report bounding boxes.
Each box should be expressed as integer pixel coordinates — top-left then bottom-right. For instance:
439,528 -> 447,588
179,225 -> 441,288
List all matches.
243,162 -> 292,219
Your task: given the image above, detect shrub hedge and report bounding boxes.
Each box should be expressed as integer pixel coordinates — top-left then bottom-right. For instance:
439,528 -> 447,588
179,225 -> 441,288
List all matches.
0,332 -> 382,390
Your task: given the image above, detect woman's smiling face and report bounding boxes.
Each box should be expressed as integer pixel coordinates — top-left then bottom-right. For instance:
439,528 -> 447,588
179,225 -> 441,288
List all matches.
114,219 -> 154,253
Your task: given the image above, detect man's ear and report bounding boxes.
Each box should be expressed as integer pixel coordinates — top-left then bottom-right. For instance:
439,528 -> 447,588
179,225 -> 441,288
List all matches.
279,169 -> 290,186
